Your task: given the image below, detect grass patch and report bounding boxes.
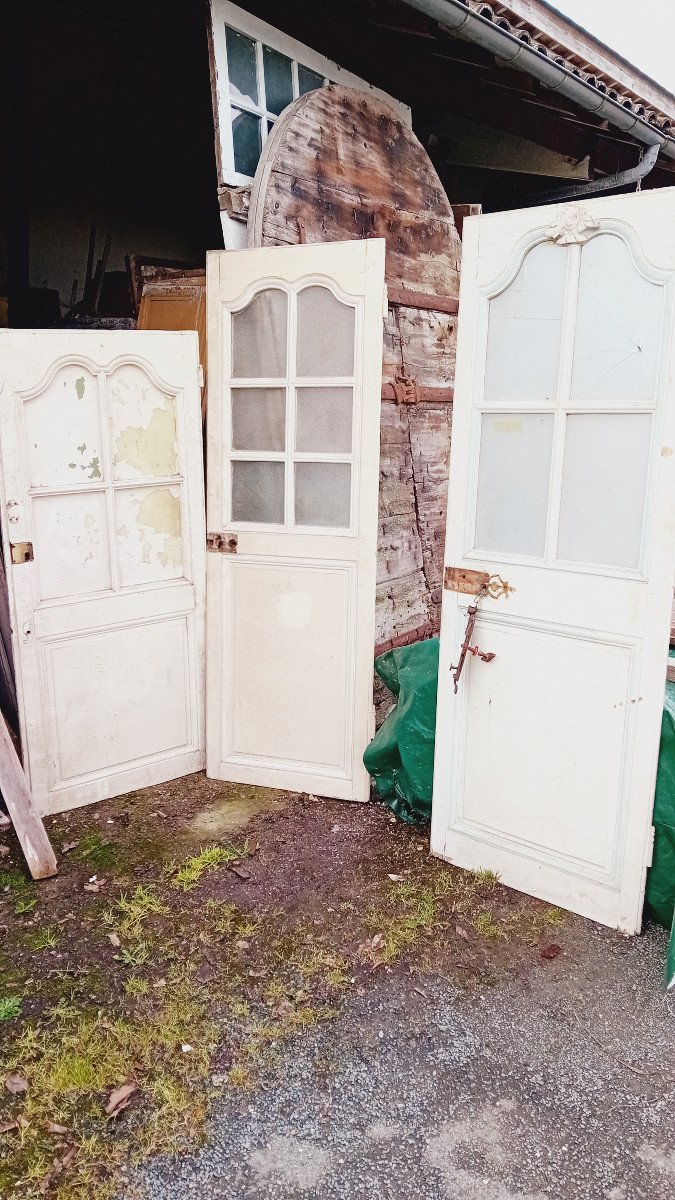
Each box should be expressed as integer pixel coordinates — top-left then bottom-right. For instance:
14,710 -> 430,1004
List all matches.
26,926 -> 59,952
171,844 -> 247,892
0,994 -> 22,1020
104,885 -> 168,939
473,909 -> 507,940
14,896 -> 38,915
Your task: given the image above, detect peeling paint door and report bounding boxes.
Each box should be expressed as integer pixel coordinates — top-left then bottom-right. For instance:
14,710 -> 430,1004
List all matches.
0,331 -> 206,814
432,191 -> 675,933
206,240 -> 384,799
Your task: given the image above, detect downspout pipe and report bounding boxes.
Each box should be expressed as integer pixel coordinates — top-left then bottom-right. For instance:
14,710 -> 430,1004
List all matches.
402,0 -> 675,162
527,140 -> 661,204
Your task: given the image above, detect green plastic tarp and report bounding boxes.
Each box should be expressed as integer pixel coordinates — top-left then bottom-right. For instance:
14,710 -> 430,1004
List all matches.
645,652 -> 675,989
363,638 -> 438,825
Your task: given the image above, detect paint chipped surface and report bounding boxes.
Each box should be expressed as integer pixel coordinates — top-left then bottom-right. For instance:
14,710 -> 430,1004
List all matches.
75,376 -> 86,399
23,365 -> 101,488
109,364 -> 178,480
116,486 -> 183,586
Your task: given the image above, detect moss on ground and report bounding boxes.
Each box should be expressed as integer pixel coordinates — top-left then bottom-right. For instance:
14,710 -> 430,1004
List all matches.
0,784 -> 567,1199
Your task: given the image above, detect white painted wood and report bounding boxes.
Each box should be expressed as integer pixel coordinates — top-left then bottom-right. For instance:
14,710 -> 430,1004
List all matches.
209,0 -> 410,191
432,189 -> 675,934
0,710 -> 57,879
207,239 -> 385,799
0,331 -> 206,815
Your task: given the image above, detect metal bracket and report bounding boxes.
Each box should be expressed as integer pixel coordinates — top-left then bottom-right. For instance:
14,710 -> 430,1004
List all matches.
10,542 -> 33,565
207,532 -> 238,554
444,567 -> 514,598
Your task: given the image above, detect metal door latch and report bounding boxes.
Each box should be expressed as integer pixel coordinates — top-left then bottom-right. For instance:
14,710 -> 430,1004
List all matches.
10,541 -> 33,565
450,585 -> 496,693
207,532 -> 238,553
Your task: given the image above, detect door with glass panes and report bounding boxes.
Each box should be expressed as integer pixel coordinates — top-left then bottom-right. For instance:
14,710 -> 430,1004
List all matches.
432,192 -> 675,933
206,240 -> 385,799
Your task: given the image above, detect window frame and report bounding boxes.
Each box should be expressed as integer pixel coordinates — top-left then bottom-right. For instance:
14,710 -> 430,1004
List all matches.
209,0 -> 411,187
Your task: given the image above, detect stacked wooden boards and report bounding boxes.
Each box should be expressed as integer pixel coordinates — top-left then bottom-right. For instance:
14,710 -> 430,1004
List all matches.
248,85 -> 461,662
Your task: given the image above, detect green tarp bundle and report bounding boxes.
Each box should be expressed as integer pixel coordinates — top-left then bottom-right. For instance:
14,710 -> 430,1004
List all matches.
365,640 -> 675,988
645,652 -> 675,989
363,638 -> 439,825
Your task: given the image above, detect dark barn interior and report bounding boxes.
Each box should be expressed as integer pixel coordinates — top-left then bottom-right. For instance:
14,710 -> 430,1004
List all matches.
5,0 -> 674,328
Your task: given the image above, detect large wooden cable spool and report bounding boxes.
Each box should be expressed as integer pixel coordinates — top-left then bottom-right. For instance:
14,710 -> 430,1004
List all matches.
249,84 -> 461,667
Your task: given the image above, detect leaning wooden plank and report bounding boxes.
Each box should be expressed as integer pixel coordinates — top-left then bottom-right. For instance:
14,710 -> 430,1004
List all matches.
0,710 -> 57,879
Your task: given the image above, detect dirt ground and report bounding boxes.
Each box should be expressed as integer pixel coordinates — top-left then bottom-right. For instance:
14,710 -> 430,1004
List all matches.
1,774 -> 672,1199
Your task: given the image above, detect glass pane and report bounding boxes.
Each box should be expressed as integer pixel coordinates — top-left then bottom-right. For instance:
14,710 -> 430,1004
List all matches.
295,387 -> 353,453
231,107 -> 262,177
298,65 -> 324,95
296,287 -> 355,377
232,460 -> 284,524
557,413 -> 651,568
295,463 -> 351,527
571,234 -> 664,405
232,387 -> 286,451
232,289 -> 288,377
484,242 -> 567,404
226,27 -> 258,105
475,413 -> 554,557
263,45 -> 293,115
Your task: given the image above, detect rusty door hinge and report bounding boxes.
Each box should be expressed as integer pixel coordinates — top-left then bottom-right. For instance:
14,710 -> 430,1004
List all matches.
10,541 -> 33,565
207,532 -> 238,554
444,567 -> 514,598
449,585 -> 496,693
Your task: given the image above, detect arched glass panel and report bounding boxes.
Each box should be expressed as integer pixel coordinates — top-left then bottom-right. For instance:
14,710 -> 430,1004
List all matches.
571,234 -> 664,405
296,286 -> 355,376
232,289 -> 288,377
484,241 -> 567,404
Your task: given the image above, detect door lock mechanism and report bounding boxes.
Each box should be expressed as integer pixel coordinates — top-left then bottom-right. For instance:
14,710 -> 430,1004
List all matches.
450,586 -> 496,693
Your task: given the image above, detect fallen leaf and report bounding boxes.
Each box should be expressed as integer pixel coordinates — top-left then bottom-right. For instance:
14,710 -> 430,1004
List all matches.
84,878 -> 106,893
540,943 -> 562,960
0,845 -> 9,858
195,962 -> 215,985
455,925 -> 470,941
45,1121 -> 69,1135
0,1121 -> 18,1134
229,864 -> 251,881
387,874 -> 404,882
235,939 -> 250,950
5,1073 -> 28,1095
61,842 -> 78,854
104,1081 -> 137,1117
370,933 -> 385,950
181,1043 -> 193,1053
107,933 -> 121,948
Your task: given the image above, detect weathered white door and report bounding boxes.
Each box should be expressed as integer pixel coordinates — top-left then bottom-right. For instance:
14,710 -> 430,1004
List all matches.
206,239 -> 385,799
432,191 -> 675,933
0,330 -> 206,815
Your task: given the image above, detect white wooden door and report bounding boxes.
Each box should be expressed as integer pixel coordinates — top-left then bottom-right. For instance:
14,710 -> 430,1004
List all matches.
0,331 -> 206,815
432,191 -> 675,933
206,239 -> 384,799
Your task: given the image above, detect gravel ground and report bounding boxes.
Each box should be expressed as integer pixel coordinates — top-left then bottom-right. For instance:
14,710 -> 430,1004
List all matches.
125,921 -> 675,1200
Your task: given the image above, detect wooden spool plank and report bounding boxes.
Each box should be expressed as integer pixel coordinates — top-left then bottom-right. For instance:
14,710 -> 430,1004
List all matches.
249,85 -> 461,656
0,711 -> 57,880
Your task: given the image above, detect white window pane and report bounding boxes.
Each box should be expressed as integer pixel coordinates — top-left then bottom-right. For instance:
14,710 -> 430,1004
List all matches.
295,386 -> 353,453
557,413 -> 651,568
475,414 -> 554,557
571,234 -> 664,405
263,45 -> 293,115
296,287 -> 355,377
232,461 -> 284,524
231,387 -> 286,451
226,27 -> 258,105
232,289 -> 287,378
231,107 -> 262,177
295,463 -> 351,527
484,242 -> 567,404
298,65 -> 324,95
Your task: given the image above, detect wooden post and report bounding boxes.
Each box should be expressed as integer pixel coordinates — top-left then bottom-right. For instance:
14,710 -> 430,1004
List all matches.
0,712 -> 57,879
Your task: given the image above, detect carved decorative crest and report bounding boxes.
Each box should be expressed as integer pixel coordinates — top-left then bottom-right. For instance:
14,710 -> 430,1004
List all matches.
546,205 -> 600,245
